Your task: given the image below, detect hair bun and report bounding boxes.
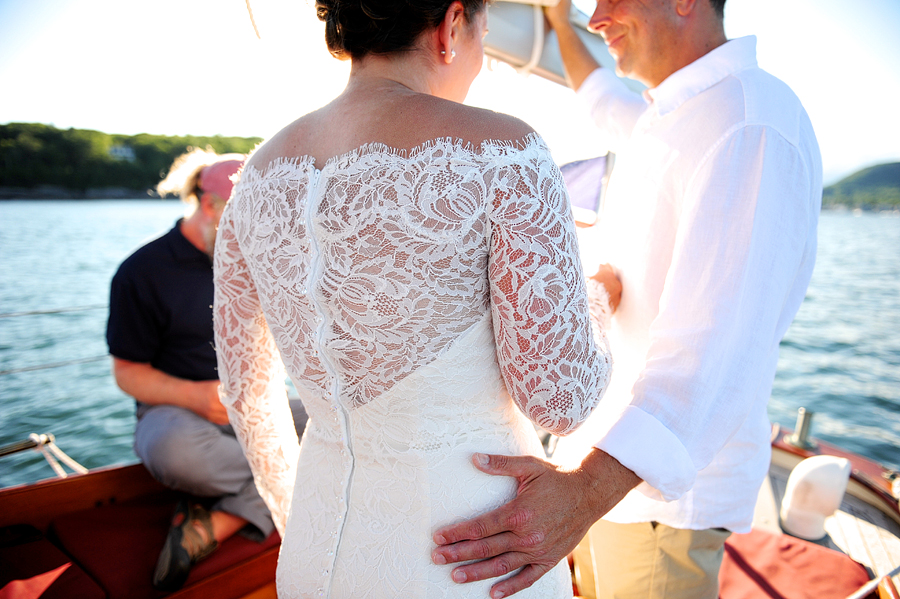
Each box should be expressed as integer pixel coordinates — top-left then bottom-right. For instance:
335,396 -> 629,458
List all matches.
313,0 -> 484,60
315,0 -> 334,22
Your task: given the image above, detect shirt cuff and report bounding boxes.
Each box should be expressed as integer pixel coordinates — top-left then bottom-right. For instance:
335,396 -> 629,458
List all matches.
593,405 -> 696,501
576,68 -> 629,103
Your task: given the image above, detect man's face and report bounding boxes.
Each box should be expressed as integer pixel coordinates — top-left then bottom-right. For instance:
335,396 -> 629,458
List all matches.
588,0 -> 680,87
200,193 -> 228,257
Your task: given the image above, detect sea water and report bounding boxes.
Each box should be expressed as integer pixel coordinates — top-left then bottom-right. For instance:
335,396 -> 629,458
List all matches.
0,201 -> 898,488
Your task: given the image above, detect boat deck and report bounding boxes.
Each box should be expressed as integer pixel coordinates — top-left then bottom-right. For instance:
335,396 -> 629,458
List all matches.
755,451 -> 900,590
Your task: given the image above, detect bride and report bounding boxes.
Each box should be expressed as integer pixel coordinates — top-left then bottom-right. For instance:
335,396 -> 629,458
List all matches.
213,1 -> 614,597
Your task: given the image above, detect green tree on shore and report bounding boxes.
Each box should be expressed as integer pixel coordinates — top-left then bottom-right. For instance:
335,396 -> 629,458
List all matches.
0,123 -> 261,196
4,122 -> 899,208
822,162 -> 900,210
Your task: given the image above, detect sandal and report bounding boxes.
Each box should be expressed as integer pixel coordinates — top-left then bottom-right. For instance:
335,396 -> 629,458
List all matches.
152,500 -> 218,591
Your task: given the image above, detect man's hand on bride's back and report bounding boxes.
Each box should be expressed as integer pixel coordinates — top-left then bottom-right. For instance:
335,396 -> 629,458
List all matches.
592,263 -> 622,312
431,449 -> 640,598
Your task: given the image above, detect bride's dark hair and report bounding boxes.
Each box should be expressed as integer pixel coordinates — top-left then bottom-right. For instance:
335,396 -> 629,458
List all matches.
315,0 -> 485,60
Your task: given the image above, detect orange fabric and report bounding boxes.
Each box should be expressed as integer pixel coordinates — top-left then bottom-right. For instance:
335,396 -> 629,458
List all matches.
0,564 -> 70,599
0,525 -> 105,599
719,528 -> 873,599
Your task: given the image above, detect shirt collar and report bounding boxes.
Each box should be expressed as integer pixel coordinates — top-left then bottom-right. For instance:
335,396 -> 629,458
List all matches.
643,36 -> 758,116
168,218 -> 211,264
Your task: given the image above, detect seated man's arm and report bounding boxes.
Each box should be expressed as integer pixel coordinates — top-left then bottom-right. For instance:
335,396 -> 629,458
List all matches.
111,357 -> 227,425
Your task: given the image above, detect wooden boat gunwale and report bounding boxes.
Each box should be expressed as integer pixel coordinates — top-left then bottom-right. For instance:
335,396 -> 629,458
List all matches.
0,462 -> 278,599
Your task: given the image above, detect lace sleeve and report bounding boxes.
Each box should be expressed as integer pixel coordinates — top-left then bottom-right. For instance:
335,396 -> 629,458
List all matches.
213,199 -> 300,536
488,144 -> 612,436
586,277 -> 614,334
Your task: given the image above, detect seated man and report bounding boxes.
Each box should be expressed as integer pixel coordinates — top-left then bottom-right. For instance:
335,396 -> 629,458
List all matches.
106,149 -> 306,592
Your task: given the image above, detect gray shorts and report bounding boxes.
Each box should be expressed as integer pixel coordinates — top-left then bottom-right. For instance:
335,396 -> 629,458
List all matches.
134,400 -> 308,539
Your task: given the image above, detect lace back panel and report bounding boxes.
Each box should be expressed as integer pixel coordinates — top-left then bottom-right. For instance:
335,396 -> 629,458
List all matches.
214,134 -> 612,538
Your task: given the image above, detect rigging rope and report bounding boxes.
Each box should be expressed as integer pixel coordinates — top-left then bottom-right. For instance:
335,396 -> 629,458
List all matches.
245,0 -> 261,39
0,355 -> 108,376
0,304 -> 107,319
0,434 -> 89,479
28,433 -> 89,478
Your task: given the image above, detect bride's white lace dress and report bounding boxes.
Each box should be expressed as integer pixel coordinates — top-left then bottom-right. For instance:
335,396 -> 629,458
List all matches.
213,134 -> 612,598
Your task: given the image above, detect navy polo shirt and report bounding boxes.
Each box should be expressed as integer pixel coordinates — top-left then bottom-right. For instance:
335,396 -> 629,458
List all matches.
107,219 -> 218,384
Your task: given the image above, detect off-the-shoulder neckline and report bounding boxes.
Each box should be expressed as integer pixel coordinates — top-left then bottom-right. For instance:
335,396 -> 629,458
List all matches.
241,132 -> 548,180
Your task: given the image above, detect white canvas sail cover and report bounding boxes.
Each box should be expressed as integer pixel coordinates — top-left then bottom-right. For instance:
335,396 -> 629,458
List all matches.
484,1 -> 645,92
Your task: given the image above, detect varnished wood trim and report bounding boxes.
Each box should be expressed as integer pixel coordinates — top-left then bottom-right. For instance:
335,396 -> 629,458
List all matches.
0,463 -> 171,532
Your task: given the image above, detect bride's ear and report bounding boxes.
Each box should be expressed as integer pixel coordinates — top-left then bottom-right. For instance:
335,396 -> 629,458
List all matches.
437,1 -> 466,64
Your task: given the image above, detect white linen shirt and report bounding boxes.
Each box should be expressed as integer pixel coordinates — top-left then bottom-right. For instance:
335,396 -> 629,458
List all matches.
555,36 -> 822,532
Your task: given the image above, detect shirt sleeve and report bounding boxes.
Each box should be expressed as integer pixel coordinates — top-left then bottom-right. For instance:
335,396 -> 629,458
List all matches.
213,197 -> 300,536
576,69 -> 648,151
107,259 -> 161,364
594,124 -> 819,500
487,143 -> 613,436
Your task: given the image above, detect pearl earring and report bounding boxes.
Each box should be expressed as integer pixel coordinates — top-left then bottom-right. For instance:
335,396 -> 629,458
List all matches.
440,50 -> 457,60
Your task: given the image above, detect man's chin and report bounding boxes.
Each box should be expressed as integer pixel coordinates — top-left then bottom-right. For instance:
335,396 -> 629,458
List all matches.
612,62 -> 647,87
609,54 -> 628,78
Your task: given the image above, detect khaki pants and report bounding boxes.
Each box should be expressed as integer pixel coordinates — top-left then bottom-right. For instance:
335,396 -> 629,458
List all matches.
572,520 -> 731,599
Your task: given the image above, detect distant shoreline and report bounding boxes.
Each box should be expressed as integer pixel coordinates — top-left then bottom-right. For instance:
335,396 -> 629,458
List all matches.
0,186 -> 175,201
823,204 -> 900,213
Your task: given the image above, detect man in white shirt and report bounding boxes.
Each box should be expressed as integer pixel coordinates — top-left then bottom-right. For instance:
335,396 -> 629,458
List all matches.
430,0 -> 822,597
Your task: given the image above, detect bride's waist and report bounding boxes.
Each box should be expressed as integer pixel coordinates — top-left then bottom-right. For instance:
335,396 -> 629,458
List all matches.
305,412 -> 543,459
299,425 -> 534,525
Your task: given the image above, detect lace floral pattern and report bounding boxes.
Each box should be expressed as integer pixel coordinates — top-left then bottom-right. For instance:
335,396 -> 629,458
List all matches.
213,135 -> 612,597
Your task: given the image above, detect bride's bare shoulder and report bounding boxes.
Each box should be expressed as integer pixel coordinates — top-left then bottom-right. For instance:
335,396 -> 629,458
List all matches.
243,109 -> 327,172
243,96 -> 540,173
436,100 -> 536,147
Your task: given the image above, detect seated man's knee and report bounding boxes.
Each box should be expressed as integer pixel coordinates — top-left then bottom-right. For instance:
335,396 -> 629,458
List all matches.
138,432 -> 207,488
135,410 -> 228,495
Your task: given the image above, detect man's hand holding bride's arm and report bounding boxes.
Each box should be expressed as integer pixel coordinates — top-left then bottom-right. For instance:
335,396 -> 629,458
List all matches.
592,263 -> 622,312
431,448 -> 641,599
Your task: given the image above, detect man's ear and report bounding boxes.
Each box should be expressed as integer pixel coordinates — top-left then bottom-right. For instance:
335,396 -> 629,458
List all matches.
674,0 -> 698,17
198,193 -> 219,217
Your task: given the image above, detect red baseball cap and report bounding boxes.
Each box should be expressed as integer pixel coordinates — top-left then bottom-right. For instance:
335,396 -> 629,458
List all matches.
198,155 -> 244,201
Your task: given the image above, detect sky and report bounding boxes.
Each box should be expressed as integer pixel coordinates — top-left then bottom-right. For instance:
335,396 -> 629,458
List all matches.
1,0 -> 899,184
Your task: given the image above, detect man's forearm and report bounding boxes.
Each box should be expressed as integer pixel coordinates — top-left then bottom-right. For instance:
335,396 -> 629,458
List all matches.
546,7 -> 602,91
112,357 -> 215,414
577,448 -> 642,518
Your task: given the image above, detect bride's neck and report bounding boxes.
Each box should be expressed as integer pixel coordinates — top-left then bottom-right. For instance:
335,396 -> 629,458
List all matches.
346,53 -> 438,98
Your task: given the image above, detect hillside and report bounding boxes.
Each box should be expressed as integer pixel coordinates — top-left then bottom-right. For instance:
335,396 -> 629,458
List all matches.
823,162 -> 900,210
0,123 -> 262,199
3,123 -> 899,208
